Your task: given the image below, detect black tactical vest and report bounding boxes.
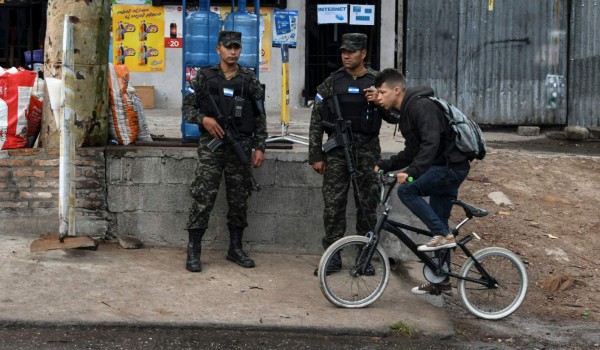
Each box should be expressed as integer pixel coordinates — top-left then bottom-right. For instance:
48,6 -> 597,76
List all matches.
199,67 -> 255,134
323,70 -> 382,135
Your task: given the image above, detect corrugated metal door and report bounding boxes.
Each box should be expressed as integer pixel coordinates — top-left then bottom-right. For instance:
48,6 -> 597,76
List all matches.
406,0 -> 568,125
568,0 -> 600,127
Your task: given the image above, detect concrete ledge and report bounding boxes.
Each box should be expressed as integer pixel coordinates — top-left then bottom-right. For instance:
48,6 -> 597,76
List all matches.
105,146 -> 421,259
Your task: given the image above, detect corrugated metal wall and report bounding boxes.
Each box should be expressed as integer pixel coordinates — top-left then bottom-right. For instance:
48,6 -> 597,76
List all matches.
406,0 -> 569,125
405,0 -> 459,103
568,1 -> 600,127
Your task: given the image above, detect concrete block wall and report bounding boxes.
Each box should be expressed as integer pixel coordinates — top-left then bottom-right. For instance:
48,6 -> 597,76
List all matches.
105,147 -> 332,254
1,146 -> 423,260
105,147 -> 424,258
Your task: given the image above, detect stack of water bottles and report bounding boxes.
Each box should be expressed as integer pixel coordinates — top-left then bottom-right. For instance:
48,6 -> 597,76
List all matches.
182,0 -> 260,142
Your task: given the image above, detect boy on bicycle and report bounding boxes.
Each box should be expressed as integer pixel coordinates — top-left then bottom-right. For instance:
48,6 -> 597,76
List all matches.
372,68 -> 471,294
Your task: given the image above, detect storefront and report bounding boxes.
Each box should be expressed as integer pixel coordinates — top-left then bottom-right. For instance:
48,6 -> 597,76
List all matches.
114,0 -> 396,111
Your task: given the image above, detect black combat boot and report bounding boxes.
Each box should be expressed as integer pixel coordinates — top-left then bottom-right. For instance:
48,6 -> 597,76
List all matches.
314,250 -> 342,276
226,224 -> 255,268
186,229 -> 204,272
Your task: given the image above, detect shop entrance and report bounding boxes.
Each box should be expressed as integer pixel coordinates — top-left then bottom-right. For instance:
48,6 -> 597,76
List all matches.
304,0 -> 381,106
0,0 -> 47,69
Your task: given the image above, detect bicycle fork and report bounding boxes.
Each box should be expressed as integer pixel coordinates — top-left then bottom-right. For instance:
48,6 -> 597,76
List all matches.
352,211 -> 388,276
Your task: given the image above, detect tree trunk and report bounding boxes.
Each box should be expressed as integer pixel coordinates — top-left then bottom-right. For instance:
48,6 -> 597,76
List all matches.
39,0 -> 111,148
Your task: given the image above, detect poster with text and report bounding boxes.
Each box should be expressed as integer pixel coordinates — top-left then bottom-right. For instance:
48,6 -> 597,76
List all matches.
113,5 -> 165,72
349,4 -> 375,25
216,7 -> 272,72
317,4 -> 348,24
112,0 -> 151,4
164,5 -> 183,49
272,9 -> 298,48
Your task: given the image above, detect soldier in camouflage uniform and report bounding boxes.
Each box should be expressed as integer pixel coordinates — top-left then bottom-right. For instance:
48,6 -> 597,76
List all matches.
182,31 -> 268,272
309,33 -> 398,275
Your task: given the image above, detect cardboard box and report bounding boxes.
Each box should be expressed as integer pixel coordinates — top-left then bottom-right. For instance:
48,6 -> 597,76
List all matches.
133,86 -> 155,109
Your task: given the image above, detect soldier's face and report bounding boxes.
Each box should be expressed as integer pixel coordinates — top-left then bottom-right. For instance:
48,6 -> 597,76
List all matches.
340,49 -> 366,70
217,44 -> 241,65
376,82 -> 404,110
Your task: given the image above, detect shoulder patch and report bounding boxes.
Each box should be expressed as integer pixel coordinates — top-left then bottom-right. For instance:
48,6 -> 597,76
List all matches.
315,93 -> 323,103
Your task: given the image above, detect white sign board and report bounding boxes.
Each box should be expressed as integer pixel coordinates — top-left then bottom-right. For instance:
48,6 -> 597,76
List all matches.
349,4 -> 375,25
317,4 -> 348,24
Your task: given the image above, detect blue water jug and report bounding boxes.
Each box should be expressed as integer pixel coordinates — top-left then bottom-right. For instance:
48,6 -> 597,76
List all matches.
185,0 -> 223,67
224,0 -> 259,68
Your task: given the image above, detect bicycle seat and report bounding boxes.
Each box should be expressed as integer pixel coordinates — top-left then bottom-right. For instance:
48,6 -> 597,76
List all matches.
452,199 -> 488,217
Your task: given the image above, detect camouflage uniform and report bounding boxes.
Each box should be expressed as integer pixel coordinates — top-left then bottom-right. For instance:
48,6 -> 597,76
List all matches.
182,65 -> 266,231
308,33 -> 398,250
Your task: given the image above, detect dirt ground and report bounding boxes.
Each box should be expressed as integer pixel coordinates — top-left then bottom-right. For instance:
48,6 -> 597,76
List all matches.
440,134 -> 600,349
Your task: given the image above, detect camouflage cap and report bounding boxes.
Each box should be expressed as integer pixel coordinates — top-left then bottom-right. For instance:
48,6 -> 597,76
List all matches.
218,31 -> 242,47
339,33 -> 367,51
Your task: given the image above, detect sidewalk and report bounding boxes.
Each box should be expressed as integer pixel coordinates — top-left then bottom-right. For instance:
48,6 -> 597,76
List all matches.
142,107 -> 548,153
2,233 -> 454,338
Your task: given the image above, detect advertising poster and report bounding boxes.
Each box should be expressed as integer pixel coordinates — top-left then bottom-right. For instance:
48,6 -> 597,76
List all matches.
217,7 -> 272,72
164,5 -> 183,49
349,4 -> 375,25
259,9 -> 272,72
112,0 -> 151,4
317,4 -> 348,24
113,5 -> 165,72
272,10 -> 298,48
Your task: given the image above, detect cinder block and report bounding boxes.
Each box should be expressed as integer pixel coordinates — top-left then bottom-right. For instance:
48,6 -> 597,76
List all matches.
563,126 -> 589,140
517,126 -> 540,136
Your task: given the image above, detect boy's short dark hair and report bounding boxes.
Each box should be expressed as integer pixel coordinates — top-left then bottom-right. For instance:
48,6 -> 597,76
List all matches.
374,68 -> 407,91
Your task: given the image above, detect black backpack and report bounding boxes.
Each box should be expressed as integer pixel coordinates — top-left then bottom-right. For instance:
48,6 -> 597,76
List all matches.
427,97 -> 487,161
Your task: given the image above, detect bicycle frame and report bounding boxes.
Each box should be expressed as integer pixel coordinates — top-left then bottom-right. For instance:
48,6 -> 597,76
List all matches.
360,173 -> 498,288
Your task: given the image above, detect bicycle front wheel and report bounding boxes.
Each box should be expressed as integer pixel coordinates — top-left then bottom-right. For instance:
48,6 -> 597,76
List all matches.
318,235 -> 390,308
458,247 -> 528,320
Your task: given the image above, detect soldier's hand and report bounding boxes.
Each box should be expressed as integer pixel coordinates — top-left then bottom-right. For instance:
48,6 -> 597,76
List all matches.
252,150 -> 264,168
312,161 -> 326,175
364,86 -> 379,105
202,117 -> 225,139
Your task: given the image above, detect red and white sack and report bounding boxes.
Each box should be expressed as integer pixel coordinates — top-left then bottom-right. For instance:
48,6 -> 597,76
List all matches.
26,94 -> 43,147
0,68 -> 37,149
108,63 -> 139,145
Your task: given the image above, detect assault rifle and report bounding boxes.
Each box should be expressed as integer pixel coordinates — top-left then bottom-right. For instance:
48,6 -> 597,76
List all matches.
321,94 -> 362,177
204,93 -> 260,191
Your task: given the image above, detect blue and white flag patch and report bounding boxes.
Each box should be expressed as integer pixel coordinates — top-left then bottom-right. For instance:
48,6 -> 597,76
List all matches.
347,87 -> 360,94
223,88 -> 234,97
315,93 -> 323,103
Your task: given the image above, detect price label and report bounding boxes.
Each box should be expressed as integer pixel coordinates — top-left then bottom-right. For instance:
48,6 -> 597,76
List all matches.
164,38 -> 182,49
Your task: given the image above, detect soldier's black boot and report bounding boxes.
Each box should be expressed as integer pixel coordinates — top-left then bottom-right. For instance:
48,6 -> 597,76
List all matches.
186,229 -> 204,272
226,224 -> 255,268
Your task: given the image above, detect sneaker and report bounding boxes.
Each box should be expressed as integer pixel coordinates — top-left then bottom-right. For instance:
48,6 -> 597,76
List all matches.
411,281 -> 451,295
417,235 -> 456,252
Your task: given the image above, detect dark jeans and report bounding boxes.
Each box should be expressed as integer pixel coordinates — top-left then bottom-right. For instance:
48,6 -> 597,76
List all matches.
397,165 -> 470,237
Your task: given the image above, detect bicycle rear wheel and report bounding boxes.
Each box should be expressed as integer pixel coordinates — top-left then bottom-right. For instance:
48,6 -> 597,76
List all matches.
318,235 -> 390,308
458,247 -> 528,320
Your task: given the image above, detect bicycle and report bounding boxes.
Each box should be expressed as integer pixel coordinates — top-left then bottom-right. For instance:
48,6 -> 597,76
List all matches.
317,171 -> 528,320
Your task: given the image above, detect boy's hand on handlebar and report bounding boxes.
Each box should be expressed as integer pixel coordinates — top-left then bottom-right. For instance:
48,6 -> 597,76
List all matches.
397,172 -> 413,184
